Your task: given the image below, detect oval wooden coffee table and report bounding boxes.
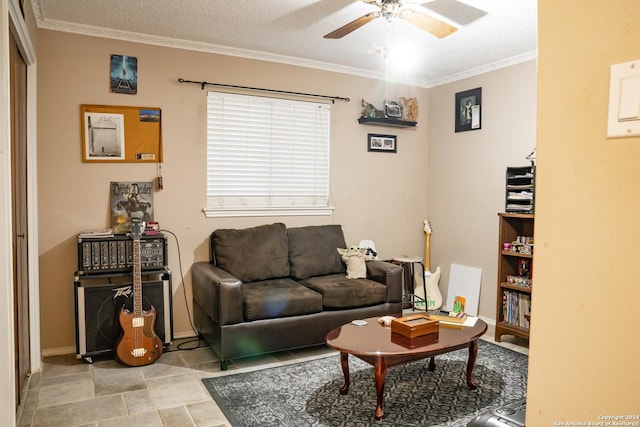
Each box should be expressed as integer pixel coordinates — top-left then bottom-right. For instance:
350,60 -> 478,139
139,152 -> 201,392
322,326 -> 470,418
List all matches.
325,316 -> 488,420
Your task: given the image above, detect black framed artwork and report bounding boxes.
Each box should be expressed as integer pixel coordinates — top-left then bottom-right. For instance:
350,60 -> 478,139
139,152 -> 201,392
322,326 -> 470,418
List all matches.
367,134 -> 397,153
455,87 -> 482,132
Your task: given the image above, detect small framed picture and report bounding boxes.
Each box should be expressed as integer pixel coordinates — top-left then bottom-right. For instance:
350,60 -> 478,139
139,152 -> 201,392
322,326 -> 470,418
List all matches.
455,87 -> 482,132
385,101 -> 403,119
110,54 -> 138,95
368,133 -> 397,153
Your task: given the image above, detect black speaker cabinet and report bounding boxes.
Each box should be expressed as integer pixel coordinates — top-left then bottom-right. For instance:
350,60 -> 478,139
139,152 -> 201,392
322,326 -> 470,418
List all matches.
74,274 -> 172,361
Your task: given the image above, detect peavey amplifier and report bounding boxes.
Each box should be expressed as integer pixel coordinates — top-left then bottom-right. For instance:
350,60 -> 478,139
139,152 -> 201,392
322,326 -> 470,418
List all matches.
77,233 -> 167,274
74,276 -> 173,361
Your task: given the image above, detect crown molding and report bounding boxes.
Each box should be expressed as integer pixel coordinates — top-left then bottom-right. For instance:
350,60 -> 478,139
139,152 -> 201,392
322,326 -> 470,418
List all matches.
425,50 -> 538,88
32,4 -> 536,89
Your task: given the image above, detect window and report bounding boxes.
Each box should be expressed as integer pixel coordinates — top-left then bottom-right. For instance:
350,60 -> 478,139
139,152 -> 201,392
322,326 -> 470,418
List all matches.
204,91 -> 333,217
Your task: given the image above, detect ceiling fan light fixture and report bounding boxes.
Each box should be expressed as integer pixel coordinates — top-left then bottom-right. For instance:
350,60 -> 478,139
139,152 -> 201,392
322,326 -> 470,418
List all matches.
323,0 -> 458,40
380,0 -> 402,22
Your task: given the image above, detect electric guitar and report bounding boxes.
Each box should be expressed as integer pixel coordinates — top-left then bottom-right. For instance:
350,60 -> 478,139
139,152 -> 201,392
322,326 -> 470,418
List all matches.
115,218 -> 163,366
414,219 -> 443,310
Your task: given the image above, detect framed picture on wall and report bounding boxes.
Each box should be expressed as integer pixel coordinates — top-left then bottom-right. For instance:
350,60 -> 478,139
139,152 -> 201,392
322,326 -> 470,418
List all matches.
81,104 -> 163,163
455,87 -> 482,132
83,112 -> 126,160
110,54 -> 138,95
367,134 -> 397,153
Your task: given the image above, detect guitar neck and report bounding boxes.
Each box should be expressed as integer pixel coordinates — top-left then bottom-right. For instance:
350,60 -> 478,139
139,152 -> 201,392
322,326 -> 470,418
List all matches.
424,233 -> 431,272
133,239 -> 142,317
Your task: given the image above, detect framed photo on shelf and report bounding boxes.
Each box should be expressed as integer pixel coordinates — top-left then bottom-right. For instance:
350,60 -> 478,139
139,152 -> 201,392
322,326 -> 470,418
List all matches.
455,87 -> 482,132
367,133 -> 397,153
384,101 -> 403,119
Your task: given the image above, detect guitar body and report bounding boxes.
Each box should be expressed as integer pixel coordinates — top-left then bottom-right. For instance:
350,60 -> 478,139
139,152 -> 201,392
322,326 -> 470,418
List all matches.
115,307 -> 163,366
419,218 -> 443,310
425,266 -> 443,310
114,218 -> 163,367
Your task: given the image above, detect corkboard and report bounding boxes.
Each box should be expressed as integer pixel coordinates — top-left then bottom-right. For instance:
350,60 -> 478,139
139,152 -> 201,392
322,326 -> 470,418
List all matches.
81,104 -> 162,163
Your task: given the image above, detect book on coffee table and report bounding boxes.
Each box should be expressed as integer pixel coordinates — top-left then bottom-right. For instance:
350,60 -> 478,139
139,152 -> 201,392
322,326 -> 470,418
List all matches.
427,310 -> 467,323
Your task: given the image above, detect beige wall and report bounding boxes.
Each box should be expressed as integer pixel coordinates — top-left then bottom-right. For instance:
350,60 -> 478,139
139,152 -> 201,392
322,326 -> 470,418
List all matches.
527,0 -> 640,422
37,30 -> 432,352
427,60 -> 537,316
37,30 -> 538,354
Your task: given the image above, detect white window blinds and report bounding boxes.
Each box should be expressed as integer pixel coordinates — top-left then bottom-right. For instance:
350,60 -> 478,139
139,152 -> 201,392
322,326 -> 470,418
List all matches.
205,91 -> 332,217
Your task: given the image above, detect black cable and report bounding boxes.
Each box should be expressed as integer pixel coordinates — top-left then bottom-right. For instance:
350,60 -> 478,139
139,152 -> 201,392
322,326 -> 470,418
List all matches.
160,228 -> 203,351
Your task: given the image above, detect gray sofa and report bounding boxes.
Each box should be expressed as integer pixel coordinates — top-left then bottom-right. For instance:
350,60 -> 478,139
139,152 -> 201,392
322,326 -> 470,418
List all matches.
191,223 -> 403,369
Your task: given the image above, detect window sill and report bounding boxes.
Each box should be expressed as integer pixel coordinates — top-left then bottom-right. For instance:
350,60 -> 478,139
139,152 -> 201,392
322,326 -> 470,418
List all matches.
203,206 -> 335,218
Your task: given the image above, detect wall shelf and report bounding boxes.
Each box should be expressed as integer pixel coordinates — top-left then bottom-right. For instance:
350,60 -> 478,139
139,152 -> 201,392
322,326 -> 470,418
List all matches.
358,117 -> 417,128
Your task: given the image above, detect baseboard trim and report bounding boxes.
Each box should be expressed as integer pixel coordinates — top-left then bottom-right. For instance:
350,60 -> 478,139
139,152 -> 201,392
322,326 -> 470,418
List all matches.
41,346 -> 76,358
479,315 -> 496,327
173,331 -> 199,340
41,331 -> 199,358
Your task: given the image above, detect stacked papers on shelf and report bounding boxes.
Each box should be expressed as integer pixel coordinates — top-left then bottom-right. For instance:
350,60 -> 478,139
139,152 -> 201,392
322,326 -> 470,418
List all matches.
78,228 -> 114,238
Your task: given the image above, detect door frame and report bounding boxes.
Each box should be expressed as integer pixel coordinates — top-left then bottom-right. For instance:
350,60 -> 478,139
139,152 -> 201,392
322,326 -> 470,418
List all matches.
1,0 -> 39,423
9,0 -> 40,371
11,0 -> 40,376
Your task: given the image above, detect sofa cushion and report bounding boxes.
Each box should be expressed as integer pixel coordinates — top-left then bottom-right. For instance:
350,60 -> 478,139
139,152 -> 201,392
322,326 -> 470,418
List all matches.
211,223 -> 290,283
302,274 -> 388,309
243,278 -> 323,321
287,225 -> 346,279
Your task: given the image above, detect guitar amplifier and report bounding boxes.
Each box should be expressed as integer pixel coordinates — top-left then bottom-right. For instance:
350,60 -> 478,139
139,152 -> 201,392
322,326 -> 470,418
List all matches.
74,274 -> 173,361
77,233 -> 167,275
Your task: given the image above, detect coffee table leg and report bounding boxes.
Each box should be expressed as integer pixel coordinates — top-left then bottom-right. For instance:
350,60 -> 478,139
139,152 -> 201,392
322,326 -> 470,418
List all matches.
339,352 -> 350,395
428,355 -> 436,371
466,339 -> 479,390
374,357 -> 387,420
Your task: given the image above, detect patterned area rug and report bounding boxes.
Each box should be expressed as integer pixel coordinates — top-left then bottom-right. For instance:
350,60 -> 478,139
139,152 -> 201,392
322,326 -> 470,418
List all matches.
201,340 -> 527,427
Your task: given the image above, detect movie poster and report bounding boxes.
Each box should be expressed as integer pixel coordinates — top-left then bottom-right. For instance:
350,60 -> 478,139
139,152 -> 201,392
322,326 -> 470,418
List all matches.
110,181 -> 154,234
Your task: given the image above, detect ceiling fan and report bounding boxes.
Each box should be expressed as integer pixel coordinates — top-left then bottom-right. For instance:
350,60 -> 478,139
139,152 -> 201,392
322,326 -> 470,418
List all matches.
324,0 -> 457,39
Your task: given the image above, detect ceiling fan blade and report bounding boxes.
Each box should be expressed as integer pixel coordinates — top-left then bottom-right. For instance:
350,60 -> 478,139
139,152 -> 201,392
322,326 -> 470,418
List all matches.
402,10 -> 457,38
324,12 -> 378,39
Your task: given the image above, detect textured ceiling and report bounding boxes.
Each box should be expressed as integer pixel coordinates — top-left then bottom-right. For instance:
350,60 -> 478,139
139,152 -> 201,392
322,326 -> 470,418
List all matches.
31,0 -> 537,88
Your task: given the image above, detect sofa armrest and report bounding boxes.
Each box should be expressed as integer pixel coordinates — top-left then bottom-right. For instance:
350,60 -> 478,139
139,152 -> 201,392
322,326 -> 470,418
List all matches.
192,261 -> 244,325
366,260 -> 403,303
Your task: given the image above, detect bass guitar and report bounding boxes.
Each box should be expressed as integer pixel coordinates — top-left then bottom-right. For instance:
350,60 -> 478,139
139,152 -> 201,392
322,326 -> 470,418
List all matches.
414,219 -> 443,310
115,218 -> 163,366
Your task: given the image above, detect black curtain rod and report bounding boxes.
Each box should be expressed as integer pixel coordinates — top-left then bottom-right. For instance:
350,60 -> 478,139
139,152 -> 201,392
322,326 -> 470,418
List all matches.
177,78 -> 350,103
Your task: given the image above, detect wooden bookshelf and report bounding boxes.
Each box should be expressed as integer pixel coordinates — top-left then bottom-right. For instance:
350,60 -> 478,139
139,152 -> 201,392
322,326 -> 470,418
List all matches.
495,212 -> 534,342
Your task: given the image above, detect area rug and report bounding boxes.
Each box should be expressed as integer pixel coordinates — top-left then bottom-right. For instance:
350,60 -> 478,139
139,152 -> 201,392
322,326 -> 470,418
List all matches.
201,340 -> 527,427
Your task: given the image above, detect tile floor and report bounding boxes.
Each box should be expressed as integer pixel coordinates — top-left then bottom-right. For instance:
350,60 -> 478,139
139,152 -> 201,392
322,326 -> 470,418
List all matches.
16,322 -> 528,427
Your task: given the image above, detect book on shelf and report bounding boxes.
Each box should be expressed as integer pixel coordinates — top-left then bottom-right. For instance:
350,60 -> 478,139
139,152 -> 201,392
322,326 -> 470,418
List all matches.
502,290 -> 531,329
